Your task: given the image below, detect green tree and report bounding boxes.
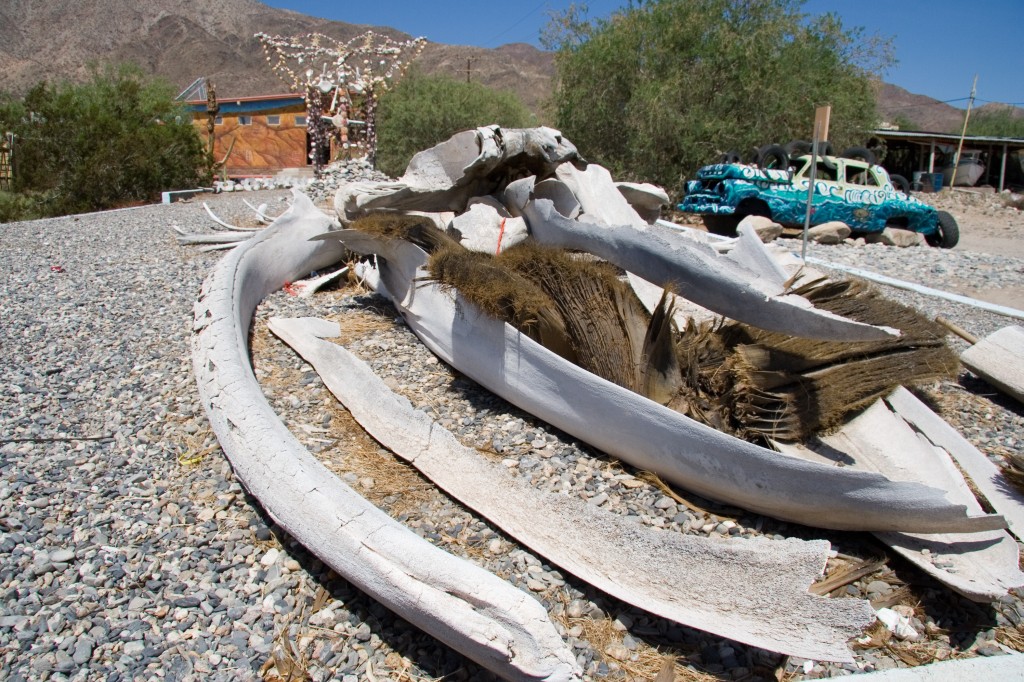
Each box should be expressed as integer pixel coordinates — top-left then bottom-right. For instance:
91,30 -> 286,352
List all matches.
0,63 -> 209,220
890,114 -> 920,131
966,107 -> 1024,138
545,0 -> 892,192
375,69 -> 535,177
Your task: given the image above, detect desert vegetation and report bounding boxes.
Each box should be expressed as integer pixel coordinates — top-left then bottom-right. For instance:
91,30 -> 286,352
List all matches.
0,64 -> 209,223
543,0 -> 892,190
375,69 -> 535,177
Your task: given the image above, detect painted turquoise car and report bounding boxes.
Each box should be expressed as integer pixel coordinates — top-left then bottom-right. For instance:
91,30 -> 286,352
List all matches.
678,155 -> 959,247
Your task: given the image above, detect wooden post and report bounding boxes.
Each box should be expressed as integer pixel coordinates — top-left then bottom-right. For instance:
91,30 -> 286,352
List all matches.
802,105 -> 831,261
952,75 -> 978,186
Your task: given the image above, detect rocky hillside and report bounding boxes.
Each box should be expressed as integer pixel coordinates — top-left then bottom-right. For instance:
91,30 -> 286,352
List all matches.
0,0 -> 555,114
2,0 -> 1015,133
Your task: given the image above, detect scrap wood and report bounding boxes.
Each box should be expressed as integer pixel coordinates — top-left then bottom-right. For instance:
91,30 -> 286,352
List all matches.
811,559 -> 887,596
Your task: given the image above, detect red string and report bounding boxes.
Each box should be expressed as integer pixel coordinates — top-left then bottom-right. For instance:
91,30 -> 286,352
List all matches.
495,217 -> 507,255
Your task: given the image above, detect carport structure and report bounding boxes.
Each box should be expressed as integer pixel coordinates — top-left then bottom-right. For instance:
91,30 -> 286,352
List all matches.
869,129 -> 1024,192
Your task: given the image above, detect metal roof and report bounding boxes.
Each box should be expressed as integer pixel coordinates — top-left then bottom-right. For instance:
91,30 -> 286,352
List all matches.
872,129 -> 1024,147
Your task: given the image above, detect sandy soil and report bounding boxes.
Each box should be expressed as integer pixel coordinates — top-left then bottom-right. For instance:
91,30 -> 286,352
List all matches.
928,188 -> 1024,257
924,188 -> 1024,309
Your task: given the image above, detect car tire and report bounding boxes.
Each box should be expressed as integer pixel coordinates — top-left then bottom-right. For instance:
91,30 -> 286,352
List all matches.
784,139 -> 811,161
840,146 -> 877,165
930,210 -> 959,248
702,213 -> 741,235
718,150 -> 743,164
756,144 -> 789,169
889,174 -> 910,194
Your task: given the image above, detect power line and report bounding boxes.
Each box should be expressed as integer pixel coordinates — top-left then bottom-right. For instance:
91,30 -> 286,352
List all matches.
884,98 -> 970,111
481,0 -> 549,47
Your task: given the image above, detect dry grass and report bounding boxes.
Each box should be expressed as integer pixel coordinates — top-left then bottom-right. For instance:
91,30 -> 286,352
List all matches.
549,591 -> 717,682
319,400 -> 438,518
996,624 -> 1024,651
166,411 -> 220,467
330,308 -> 396,346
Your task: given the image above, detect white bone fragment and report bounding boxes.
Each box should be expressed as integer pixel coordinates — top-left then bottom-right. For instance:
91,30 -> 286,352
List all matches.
555,163 -> 646,229
176,232 -> 253,245
849,653 -> 1024,680
198,242 -> 242,253
450,203 -> 528,253
886,386 -> 1024,542
774,390 -> 1024,601
615,182 -> 669,223
243,199 -> 281,223
533,179 -> 581,220
521,197 -> 899,341
959,326 -> 1024,403
202,201 -> 263,231
268,315 -> 875,662
501,176 -> 537,218
288,266 -> 350,299
192,191 -> 581,681
322,231 -> 1004,534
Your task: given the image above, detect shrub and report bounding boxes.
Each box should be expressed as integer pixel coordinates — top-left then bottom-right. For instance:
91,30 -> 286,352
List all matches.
0,63 -> 209,219
375,69 -> 535,177
544,0 -> 892,192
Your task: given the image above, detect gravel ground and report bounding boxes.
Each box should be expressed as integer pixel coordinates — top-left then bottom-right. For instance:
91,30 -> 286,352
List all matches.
2,182 -> 1023,681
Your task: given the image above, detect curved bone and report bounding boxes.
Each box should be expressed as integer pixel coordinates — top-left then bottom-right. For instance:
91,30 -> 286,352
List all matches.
335,126 -> 584,218
269,315 -> 875,662
243,199 -> 282,224
191,191 -> 581,681
522,197 -> 898,342
176,231 -> 253,245
203,201 -> 264,231
798,388 -> 1023,601
327,231 -> 1004,534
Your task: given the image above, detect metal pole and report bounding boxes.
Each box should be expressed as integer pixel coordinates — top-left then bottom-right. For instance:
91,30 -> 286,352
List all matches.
801,121 -> 821,261
1000,143 -> 1008,192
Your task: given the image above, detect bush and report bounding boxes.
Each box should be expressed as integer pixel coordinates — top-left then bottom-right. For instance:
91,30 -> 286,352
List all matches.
0,63 -> 209,220
545,0 -> 891,193
967,108 -> 1024,138
375,69 -> 535,177
0,191 -> 47,223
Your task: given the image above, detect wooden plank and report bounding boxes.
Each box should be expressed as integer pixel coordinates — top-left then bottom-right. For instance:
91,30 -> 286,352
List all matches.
960,326 -> 1024,403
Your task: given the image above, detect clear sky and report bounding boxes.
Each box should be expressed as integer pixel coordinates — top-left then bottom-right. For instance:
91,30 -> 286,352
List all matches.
262,0 -> 1022,108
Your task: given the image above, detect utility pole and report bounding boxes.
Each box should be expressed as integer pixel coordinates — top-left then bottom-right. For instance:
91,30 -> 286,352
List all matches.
951,74 -> 978,187
465,57 -> 476,84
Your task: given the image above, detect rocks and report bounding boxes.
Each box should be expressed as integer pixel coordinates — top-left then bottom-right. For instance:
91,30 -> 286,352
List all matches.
806,221 -> 851,244
738,214 -> 784,242
2,186 -> 1023,681
864,227 -> 926,247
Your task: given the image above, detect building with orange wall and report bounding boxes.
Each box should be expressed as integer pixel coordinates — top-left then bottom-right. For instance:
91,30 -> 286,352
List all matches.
185,91 -> 314,178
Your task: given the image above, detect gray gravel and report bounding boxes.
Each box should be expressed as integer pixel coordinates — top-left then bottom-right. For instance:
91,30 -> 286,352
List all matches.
2,181 -> 1023,681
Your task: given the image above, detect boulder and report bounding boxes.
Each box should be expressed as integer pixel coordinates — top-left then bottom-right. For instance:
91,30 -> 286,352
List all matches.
865,227 -> 925,247
738,215 -> 783,243
806,221 -> 851,244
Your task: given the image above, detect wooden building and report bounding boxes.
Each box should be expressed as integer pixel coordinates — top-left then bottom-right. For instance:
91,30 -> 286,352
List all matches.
181,79 -> 313,177
869,129 -> 1024,192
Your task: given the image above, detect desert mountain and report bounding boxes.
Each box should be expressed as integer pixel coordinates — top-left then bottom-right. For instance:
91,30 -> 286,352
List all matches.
0,0 -> 555,114
2,0 -> 1015,134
